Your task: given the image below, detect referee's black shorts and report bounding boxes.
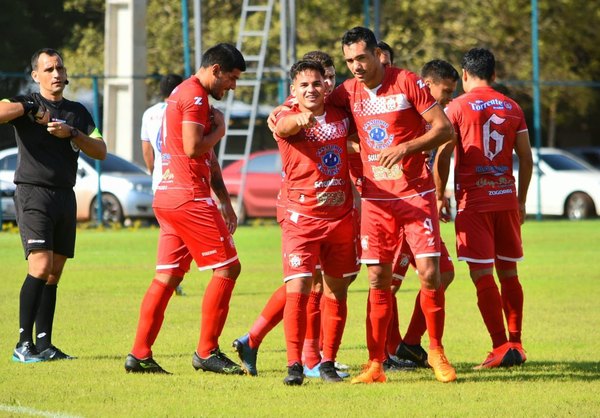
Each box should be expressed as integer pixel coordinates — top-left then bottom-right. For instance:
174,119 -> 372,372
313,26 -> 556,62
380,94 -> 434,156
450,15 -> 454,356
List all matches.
14,184 -> 77,259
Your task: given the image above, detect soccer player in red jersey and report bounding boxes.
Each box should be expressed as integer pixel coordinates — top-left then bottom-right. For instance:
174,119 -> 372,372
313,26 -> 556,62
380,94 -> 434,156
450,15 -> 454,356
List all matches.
274,60 -> 359,385
327,27 -> 457,383
434,48 -> 533,369
124,43 -> 247,375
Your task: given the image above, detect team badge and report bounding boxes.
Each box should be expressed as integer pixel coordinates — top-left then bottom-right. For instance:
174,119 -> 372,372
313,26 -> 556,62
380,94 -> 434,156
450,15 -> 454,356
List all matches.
399,253 -> 411,268
316,144 -> 343,176
363,119 -> 393,150
361,235 -> 369,251
289,253 -> 302,268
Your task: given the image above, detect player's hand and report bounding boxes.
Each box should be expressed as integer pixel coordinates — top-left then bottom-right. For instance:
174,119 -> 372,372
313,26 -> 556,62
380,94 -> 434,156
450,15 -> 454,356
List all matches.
378,144 -> 407,169
210,107 -> 226,138
518,202 -> 526,225
295,112 -> 317,129
46,121 -> 73,138
267,105 -> 291,132
22,101 -> 49,125
221,200 -> 238,234
437,196 -> 452,223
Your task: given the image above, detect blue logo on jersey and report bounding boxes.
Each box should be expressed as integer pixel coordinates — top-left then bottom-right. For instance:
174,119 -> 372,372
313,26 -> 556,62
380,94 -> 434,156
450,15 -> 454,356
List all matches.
363,119 -> 393,150
155,127 -> 163,153
317,144 -> 343,177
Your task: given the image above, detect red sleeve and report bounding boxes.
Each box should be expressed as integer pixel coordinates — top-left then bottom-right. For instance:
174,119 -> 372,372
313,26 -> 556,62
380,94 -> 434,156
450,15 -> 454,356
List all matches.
445,101 -> 461,140
326,83 -> 351,110
178,87 -> 209,127
401,71 -> 437,115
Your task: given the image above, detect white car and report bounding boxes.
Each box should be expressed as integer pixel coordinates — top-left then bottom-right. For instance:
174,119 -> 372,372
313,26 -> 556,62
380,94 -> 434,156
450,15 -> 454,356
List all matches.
515,147 -> 600,219
0,147 -> 154,224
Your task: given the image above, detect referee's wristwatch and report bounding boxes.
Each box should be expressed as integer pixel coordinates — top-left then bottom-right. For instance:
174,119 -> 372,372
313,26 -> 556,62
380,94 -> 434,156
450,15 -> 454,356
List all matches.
69,127 -> 79,139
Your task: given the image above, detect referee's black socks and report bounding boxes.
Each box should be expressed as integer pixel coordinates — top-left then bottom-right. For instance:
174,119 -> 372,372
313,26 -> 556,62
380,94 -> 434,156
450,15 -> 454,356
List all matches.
18,274 -> 46,344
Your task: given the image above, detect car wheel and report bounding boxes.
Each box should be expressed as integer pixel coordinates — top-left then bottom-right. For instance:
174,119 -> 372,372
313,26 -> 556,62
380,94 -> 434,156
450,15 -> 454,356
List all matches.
229,195 -> 246,225
90,193 -> 124,224
565,192 -> 595,220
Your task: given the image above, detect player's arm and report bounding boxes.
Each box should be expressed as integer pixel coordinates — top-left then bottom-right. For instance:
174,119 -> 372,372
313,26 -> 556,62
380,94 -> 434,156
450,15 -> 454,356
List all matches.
274,111 -> 315,138
267,104 -> 293,132
141,141 -> 154,174
513,131 -> 533,224
433,136 -> 456,222
0,99 -> 49,125
379,105 -> 455,169
209,150 -> 237,234
183,107 -> 226,157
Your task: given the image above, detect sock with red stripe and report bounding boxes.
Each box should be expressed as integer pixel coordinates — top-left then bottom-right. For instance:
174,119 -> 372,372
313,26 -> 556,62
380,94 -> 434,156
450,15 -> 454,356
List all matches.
500,275 -> 524,343
475,274 -> 507,348
248,285 -> 286,349
131,279 -> 175,359
284,292 -> 309,366
197,275 -> 236,358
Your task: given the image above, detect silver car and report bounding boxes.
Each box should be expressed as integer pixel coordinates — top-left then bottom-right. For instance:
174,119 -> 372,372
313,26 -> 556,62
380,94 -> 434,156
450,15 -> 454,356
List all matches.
0,147 -> 154,224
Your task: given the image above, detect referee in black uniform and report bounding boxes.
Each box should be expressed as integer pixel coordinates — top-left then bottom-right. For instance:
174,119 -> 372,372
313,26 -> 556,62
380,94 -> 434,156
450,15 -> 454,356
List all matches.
0,48 -> 107,362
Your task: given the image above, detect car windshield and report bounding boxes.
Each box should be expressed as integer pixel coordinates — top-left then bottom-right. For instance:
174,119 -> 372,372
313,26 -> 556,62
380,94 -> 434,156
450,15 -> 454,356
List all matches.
541,153 -> 590,171
80,153 -> 146,174
247,153 -> 281,173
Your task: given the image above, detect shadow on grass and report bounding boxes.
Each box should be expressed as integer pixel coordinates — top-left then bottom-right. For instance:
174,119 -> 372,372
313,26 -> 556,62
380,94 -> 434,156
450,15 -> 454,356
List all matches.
453,361 -> 600,383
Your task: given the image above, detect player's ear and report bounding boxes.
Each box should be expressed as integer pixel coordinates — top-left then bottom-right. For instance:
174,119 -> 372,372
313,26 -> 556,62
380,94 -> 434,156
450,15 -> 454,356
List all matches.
31,69 -> 39,84
211,64 -> 221,77
290,84 -> 296,97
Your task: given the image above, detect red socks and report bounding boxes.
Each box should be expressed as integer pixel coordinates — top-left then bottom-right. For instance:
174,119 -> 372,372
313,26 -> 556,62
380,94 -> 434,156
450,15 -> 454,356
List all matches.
284,292 -> 309,366
366,288 -> 392,362
475,274 -> 507,348
131,279 -> 175,359
321,296 -> 347,363
302,291 -> 322,368
500,276 -> 524,343
197,275 -> 236,358
248,285 -> 286,349
386,293 -> 402,355
420,287 -> 445,349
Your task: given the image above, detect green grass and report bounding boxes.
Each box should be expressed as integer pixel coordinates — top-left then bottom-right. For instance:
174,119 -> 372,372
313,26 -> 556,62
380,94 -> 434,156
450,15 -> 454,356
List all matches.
0,220 -> 599,417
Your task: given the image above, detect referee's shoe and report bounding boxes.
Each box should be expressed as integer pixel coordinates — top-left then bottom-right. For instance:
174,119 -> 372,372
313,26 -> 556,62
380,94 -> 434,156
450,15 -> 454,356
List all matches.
12,341 -> 42,363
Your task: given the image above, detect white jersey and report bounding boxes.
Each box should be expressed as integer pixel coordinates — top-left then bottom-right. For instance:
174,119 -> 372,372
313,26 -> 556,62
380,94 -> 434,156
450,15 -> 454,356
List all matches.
140,101 -> 167,192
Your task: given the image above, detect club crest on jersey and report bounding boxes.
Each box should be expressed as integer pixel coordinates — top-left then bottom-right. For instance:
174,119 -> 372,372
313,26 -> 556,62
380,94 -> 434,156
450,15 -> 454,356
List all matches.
316,144 -> 343,176
363,120 -> 392,150
288,253 -> 302,268
361,235 -> 369,251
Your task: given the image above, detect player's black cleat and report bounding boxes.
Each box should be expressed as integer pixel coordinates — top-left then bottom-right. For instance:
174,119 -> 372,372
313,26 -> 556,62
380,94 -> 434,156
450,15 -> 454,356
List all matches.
283,362 -> 304,386
192,349 -> 244,375
125,354 -> 171,374
383,355 -> 417,371
38,345 -> 76,361
12,341 -> 42,363
395,342 -> 431,368
319,361 -> 343,383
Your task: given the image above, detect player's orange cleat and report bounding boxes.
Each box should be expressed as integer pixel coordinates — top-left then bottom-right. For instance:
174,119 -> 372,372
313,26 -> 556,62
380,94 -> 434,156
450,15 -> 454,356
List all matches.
351,360 -> 386,384
511,342 -> 527,365
428,347 -> 457,383
474,342 -> 517,370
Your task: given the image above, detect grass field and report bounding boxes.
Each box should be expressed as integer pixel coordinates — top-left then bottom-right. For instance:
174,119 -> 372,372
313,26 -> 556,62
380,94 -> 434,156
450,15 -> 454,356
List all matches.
0,220 -> 599,417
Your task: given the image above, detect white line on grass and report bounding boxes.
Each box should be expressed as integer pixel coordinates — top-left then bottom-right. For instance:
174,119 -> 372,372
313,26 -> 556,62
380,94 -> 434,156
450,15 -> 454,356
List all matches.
0,404 -> 82,418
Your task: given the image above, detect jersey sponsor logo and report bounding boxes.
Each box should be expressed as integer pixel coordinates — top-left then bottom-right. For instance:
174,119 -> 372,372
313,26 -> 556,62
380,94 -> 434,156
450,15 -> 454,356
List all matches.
476,176 -> 514,188
468,98 -> 508,112
194,96 -> 203,105
488,188 -> 514,196
371,164 -> 403,181
161,168 -> 175,182
316,190 -> 346,206
475,165 -> 509,176
360,235 -> 369,251
202,249 -> 217,256
314,178 -> 345,189
288,253 -> 302,268
363,119 -> 393,150
367,154 -> 379,162
27,239 -> 45,244
316,144 -> 343,176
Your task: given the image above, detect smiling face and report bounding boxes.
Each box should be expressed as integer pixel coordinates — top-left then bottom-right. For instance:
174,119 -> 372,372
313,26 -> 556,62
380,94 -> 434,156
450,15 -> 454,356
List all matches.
342,40 -> 384,89
290,69 -> 325,114
31,52 -> 68,100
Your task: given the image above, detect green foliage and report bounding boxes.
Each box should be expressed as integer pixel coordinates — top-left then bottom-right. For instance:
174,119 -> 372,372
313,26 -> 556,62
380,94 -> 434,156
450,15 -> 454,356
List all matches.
0,221 -> 599,416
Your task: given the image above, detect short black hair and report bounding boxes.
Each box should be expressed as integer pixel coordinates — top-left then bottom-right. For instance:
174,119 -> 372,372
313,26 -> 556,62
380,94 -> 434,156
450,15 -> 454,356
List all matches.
159,73 -> 183,98
31,48 -> 63,70
461,48 -> 495,82
341,26 -> 378,52
201,43 -> 247,73
377,41 -> 394,65
289,60 -> 325,82
421,59 -> 459,83
302,50 -> 334,68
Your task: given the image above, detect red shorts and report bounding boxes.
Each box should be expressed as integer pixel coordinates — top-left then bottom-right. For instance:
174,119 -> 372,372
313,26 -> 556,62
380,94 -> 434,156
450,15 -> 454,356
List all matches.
154,199 -> 239,276
391,238 -> 454,285
281,209 -> 359,281
360,193 -> 441,265
454,208 -> 523,264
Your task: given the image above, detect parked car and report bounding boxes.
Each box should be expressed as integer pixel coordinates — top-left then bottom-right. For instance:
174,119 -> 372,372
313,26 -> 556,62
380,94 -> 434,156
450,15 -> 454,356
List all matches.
0,180 -> 16,222
564,146 -> 600,170
514,147 -> 600,219
0,147 -> 154,224
220,149 -> 282,223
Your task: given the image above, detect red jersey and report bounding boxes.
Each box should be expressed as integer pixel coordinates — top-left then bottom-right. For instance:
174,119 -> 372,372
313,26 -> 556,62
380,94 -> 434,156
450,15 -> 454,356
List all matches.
275,104 -> 354,219
328,66 -> 437,200
445,86 -> 528,212
153,77 -> 213,209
